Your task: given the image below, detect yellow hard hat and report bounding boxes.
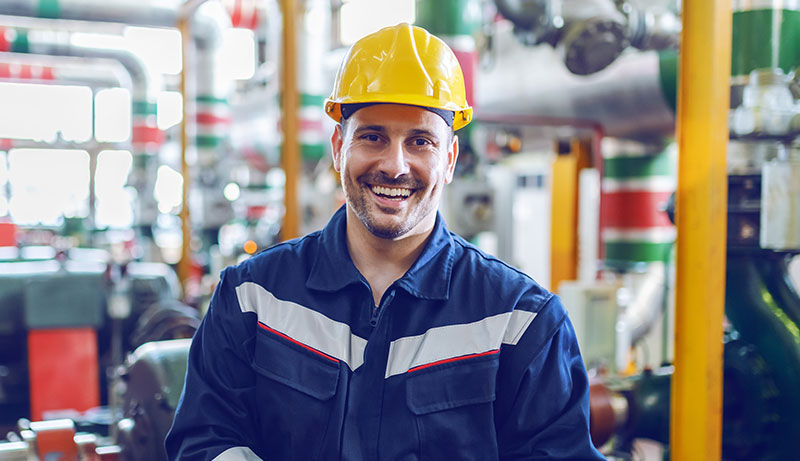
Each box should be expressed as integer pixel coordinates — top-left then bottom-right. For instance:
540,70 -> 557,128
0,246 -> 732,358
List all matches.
325,23 -> 473,131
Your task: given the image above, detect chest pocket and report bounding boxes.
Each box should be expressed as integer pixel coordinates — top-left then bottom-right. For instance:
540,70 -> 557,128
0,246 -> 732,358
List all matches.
406,356 -> 499,461
251,327 -> 340,460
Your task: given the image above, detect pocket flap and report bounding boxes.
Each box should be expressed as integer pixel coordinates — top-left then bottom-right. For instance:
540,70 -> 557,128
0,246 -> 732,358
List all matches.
406,357 -> 497,415
252,328 -> 339,401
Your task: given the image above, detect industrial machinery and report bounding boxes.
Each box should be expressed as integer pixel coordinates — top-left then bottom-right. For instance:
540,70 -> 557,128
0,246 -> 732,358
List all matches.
489,0 -> 800,459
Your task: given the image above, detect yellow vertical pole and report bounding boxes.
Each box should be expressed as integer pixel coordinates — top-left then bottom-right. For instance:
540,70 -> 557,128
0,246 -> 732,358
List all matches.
177,17 -> 192,287
671,0 -> 731,459
281,0 -> 300,240
550,139 -> 590,293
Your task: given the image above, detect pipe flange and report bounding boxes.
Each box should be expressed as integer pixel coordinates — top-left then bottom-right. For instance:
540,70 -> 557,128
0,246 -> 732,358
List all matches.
563,18 -> 628,75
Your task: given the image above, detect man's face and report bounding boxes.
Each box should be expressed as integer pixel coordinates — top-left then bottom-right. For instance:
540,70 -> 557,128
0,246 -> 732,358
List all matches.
331,104 -> 458,240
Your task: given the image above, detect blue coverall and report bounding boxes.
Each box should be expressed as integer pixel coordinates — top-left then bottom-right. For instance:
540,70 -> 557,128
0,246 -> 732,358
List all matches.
166,206 -> 604,460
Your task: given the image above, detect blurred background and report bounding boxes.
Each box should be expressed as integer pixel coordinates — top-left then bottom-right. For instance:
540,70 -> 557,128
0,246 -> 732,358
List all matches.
0,0 -> 798,459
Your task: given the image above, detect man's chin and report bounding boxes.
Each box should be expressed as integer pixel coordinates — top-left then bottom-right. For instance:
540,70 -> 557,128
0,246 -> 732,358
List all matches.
364,219 -> 409,240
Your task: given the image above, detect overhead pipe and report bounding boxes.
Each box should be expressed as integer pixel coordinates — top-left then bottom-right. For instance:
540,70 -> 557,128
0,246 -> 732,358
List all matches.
476,23 -> 675,140
0,51 -> 132,90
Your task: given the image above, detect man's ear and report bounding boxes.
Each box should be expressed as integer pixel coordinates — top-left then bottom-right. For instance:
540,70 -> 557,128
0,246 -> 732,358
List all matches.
444,134 -> 459,184
331,124 -> 344,173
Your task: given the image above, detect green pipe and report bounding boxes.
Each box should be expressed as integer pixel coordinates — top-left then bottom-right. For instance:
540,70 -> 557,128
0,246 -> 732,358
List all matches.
657,51 -> 678,113
414,0 -> 481,37
725,254 -> 800,461
731,8 -> 800,77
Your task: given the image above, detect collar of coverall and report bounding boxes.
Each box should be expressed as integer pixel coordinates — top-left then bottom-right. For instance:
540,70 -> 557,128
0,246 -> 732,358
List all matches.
305,205 -> 455,300
340,102 -> 455,127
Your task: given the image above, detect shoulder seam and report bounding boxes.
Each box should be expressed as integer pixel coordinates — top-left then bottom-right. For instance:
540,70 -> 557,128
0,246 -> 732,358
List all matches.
450,231 -> 535,282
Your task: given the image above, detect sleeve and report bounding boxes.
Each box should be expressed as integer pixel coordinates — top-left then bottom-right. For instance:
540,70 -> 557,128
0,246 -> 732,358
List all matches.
496,294 -> 606,460
165,269 -> 265,461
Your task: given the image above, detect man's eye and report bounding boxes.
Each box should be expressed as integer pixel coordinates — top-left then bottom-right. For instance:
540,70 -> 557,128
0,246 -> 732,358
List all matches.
413,138 -> 431,146
362,134 -> 380,142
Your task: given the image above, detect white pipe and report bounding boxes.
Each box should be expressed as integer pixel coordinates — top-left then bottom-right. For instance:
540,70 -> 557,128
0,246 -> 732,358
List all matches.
15,28 -> 150,99
578,168 -> 600,283
614,261 -> 667,370
0,51 -> 132,90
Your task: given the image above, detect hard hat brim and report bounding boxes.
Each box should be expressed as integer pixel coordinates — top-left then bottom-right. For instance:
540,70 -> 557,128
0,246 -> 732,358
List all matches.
324,98 -> 473,131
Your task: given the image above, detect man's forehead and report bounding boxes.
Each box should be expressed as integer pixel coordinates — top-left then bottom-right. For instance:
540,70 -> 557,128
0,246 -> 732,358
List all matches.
344,104 -> 448,134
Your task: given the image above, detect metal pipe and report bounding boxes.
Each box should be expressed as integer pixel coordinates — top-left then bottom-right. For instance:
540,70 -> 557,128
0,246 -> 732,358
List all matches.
615,262 -> 667,371
0,51 -> 132,89
476,24 -> 675,139
670,0 -> 731,459
725,254 -> 800,460
280,0 -> 299,240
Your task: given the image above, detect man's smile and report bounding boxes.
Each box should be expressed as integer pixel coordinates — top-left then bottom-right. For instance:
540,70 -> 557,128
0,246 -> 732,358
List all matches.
368,184 -> 415,201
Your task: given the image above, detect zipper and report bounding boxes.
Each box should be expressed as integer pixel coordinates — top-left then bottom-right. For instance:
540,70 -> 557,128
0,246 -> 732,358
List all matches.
370,289 -> 395,327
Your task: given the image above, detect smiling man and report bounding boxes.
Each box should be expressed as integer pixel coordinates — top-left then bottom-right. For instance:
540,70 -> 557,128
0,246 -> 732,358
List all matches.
166,23 -> 604,461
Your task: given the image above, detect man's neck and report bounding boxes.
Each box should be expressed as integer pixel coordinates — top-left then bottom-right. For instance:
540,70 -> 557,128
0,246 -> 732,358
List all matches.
345,209 -> 434,306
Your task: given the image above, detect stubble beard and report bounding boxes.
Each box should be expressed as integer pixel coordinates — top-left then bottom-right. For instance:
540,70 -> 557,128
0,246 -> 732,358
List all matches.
343,172 -> 435,240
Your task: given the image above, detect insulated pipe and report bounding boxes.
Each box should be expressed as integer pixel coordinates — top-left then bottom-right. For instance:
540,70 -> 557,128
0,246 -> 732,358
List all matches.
614,261 -> 667,371
0,51 -> 132,90
670,0 -> 731,459
476,24 -> 675,139
0,0 -> 222,36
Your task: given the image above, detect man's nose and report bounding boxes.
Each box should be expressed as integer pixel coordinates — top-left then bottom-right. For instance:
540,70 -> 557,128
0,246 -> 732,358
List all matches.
378,141 -> 410,178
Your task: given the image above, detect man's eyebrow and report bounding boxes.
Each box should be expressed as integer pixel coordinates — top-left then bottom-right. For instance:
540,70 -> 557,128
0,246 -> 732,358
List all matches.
409,128 -> 439,141
353,125 -> 386,135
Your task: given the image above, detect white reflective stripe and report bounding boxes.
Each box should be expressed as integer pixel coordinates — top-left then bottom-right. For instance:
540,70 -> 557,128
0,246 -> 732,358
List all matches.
385,310 -> 537,379
235,282 -> 367,371
213,446 -> 263,460
503,309 -> 537,345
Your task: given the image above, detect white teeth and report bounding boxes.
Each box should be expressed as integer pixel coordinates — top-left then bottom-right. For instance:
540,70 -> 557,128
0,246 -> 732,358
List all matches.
371,185 -> 411,198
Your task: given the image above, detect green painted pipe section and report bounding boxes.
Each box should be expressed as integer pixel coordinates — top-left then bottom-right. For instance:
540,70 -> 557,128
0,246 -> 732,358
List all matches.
196,95 -> 229,105
196,134 -> 225,149
301,93 -> 324,107
132,101 -> 158,117
605,241 -> 673,265
604,152 -> 672,180
301,143 -> 325,160
657,51 -> 678,113
725,254 -> 800,461
11,30 -> 29,53
38,0 -> 59,19
731,9 -> 800,77
414,0 -> 481,36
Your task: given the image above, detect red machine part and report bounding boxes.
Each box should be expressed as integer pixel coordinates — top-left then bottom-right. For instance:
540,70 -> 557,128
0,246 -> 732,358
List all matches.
29,419 -> 79,460
589,381 -> 618,448
225,0 -> 260,29
28,328 -> 100,421
0,222 -> 16,247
